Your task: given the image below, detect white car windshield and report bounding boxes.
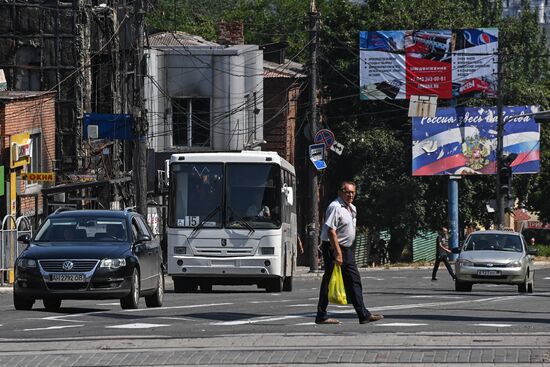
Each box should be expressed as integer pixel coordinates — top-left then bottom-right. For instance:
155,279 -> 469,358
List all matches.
464,234 -> 523,252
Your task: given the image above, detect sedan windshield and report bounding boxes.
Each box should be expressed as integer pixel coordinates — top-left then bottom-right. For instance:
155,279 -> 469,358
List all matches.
34,217 -> 128,242
464,234 -> 523,252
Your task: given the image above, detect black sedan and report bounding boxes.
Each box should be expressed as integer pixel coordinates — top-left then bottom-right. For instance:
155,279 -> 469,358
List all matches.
14,208 -> 164,311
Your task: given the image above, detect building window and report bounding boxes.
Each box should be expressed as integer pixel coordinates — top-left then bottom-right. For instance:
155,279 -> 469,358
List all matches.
29,133 -> 42,173
172,97 -> 211,147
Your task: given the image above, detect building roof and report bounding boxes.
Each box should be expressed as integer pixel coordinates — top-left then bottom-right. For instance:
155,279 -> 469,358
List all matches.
264,59 -> 306,79
0,91 -> 55,101
513,209 -> 532,221
148,31 -> 220,47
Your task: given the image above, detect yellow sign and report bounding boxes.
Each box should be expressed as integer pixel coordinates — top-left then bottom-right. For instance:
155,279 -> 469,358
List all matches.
10,132 -> 30,169
21,172 -> 55,182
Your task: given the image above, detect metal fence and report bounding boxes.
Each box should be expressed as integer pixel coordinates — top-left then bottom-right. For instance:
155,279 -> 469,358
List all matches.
0,215 -> 33,286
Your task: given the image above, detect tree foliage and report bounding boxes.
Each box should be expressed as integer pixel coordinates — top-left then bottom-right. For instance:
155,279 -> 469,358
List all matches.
146,0 -> 550,260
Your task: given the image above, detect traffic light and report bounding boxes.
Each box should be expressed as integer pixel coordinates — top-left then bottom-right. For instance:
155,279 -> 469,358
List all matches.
498,152 -> 518,204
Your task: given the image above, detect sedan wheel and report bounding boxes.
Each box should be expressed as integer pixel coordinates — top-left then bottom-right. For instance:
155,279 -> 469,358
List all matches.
43,298 -> 62,312
455,280 -> 472,292
518,274 -> 528,293
13,293 -> 34,311
145,268 -> 164,308
120,269 -> 140,309
528,276 -> 534,293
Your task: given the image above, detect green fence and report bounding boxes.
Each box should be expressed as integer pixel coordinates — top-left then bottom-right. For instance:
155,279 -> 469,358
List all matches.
354,230 -> 437,266
412,231 -> 437,262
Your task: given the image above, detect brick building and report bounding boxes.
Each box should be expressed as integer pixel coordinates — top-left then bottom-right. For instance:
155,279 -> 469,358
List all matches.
0,91 -> 56,223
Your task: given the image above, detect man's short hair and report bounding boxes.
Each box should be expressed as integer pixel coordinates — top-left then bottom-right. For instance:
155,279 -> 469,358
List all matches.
338,181 -> 356,192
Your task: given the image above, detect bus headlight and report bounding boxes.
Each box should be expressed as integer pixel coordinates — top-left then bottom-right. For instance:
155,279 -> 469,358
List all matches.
261,247 -> 274,255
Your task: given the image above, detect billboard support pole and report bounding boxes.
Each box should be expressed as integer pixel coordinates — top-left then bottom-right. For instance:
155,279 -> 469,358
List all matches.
448,97 -> 459,258
495,49 -> 505,229
448,176 -> 459,259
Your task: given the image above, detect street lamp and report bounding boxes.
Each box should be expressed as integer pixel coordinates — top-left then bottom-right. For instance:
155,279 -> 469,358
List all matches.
495,108 -> 550,228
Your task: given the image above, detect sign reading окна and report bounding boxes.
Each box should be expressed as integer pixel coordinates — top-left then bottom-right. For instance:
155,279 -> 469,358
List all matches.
21,172 -> 55,182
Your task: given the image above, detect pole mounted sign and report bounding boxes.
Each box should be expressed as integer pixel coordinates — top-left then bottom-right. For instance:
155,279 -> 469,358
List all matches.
10,132 -> 31,169
309,143 -> 327,171
314,129 -> 335,148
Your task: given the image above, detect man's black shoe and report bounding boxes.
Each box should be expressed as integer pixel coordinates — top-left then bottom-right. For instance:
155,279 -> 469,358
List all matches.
431,277 -> 437,281
359,314 -> 384,324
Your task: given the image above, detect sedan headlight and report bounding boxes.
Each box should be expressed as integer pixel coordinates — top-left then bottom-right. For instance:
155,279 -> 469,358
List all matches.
17,258 -> 37,268
505,261 -> 522,268
100,258 -> 127,269
457,259 -> 474,267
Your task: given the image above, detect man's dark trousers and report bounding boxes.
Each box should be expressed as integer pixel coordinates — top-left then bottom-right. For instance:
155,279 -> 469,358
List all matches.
316,241 -> 371,322
432,254 -> 455,279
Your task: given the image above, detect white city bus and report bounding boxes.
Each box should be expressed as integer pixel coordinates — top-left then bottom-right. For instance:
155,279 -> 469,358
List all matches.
167,151 -> 297,292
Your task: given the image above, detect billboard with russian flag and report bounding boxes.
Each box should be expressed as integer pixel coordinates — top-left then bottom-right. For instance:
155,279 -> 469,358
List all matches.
359,28 -> 498,100
412,106 -> 540,176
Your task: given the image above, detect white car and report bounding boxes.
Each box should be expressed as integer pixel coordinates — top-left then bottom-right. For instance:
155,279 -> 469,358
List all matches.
455,230 -> 537,293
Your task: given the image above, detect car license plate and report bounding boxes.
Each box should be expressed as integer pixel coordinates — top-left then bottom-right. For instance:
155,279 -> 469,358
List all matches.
477,270 -> 501,276
49,273 -> 85,282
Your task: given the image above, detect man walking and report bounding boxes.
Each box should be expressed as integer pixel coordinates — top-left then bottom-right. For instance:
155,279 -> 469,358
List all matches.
431,226 -> 456,281
315,181 -> 383,325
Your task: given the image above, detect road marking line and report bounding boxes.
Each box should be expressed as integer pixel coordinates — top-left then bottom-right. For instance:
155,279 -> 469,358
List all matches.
105,323 -> 169,329
391,277 -> 406,279
96,302 -> 120,306
544,277 -> 550,280
42,302 -> 234,322
210,315 -> 302,326
250,300 -> 291,304
23,324 -> 84,332
410,295 -> 462,299
376,323 -> 428,327
474,323 -> 512,327
295,322 -> 316,325
287,304 -> 315,307
156,317 -> 191,321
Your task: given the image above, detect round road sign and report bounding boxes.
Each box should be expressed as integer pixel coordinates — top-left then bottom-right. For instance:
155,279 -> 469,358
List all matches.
314,129 -> 335,148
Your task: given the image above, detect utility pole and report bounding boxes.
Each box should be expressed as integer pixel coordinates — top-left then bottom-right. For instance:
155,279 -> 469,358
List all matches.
495,50 -> 505,228
133,0 -> 147,215
307,0 -> 320,272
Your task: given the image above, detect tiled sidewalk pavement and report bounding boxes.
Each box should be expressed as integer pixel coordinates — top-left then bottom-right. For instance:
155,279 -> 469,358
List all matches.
0,334 -> 549,366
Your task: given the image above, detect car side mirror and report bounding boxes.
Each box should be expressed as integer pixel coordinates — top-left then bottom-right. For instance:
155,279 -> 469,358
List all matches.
17,234 -> 30,244
527,247 -> 538,256
136,234 -> 151,243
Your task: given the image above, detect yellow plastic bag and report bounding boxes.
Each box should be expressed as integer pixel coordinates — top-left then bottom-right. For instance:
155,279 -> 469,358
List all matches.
328,264 -> 347,304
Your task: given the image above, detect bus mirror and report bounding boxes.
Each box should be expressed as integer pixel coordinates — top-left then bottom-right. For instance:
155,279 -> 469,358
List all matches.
282,185 -> 293,206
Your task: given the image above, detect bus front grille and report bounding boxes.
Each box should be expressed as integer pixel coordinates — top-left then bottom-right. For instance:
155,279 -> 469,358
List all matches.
194,247 -> 255,256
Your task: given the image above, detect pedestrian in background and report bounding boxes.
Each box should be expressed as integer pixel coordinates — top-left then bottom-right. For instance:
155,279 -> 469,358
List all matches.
315,181 -> 383,325
431,226 -> 456,281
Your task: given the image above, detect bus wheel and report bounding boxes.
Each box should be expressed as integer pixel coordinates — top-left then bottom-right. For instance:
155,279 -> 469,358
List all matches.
266,277 -> 283,292
173,278 -> 198,293
283,276 -> 293,292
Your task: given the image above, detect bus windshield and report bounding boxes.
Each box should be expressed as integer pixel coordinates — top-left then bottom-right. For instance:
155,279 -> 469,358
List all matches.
169,163 -> 223,228
226,163 -> 281,229
169,162 -> 282,229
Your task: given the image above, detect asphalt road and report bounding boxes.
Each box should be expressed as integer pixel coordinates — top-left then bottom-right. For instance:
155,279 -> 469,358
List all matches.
1,265 -> 550,365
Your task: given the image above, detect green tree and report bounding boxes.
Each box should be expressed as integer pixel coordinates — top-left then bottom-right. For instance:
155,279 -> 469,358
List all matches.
146,0 -> 550,259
